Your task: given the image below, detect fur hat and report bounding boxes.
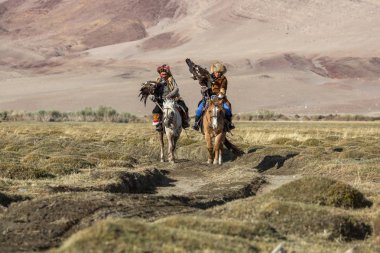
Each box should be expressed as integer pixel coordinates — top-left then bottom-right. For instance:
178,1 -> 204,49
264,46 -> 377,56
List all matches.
157,64 -> 171,75
210,62 -> 227,74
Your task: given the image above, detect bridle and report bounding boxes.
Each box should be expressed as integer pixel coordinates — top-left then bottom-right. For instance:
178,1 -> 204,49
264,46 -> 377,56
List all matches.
206,100 -> 223,131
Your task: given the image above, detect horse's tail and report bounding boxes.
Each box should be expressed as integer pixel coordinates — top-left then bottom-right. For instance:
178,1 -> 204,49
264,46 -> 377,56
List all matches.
224,137 -> 245,156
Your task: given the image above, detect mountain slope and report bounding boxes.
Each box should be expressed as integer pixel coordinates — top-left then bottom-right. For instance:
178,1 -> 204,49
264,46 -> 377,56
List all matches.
0,0 -> 380,115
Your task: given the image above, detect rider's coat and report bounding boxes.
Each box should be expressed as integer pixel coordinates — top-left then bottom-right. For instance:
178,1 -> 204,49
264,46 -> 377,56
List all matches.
155,76 -> 180,101
211,75 -> 228,96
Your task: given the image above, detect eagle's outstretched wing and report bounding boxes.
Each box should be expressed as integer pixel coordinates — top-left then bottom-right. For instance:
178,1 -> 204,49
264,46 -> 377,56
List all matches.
185,58 -> 211,87
138,81 -> 159,106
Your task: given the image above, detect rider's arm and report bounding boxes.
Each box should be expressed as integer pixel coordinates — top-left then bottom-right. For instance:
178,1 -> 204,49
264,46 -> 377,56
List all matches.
219,77 -> 228,96
166,78 -> 179,99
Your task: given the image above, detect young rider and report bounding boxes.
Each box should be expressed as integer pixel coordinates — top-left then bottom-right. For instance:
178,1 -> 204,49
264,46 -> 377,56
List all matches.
151,64 -> 190,131
192,62 -> 234,131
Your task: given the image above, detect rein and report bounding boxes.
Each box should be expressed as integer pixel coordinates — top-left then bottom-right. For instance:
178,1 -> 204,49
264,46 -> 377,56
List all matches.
154,101 -> 164,112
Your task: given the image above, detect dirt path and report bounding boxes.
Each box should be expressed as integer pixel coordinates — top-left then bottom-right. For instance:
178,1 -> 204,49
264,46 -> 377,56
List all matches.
256,174 -> 302,195
155,160 -> 265,207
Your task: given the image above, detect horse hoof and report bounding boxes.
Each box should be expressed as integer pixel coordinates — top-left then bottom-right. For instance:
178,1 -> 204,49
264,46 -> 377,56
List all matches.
207,160 -> 212,164
160,159 -> 165,163
170,160 -> 175,164
213,160 -> 218,165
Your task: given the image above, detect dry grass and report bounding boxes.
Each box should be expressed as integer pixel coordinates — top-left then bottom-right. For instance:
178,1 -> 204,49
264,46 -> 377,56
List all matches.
53,218 -> 261,253
0,121 -> 379,252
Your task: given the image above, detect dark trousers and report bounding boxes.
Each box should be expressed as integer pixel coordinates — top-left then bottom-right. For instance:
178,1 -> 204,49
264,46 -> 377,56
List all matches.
152,103 -> 163,114
177,99 -> 188,113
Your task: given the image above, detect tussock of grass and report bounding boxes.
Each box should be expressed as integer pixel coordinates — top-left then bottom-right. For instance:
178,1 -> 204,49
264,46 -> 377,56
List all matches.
155,215 -> 283,240
54,219 -> 260,253
0,163 -> 54,180
43,156 -> 95,175
271,177 -> 372,209
0,151 -> 22,162
258,200 -> 372,241
339,149 -> 368,160
96,160 -> 134,168
269,137 -> 301,147
270,137 -> 292,145
102,168 -> 169,193
21,153 -> 50,164
302,138 -> 322,146
374,213 -> 380,239
43,163 -> 80,176
47,168 -> 168,194
206,196 -> 372,241
88,151 -> 124,160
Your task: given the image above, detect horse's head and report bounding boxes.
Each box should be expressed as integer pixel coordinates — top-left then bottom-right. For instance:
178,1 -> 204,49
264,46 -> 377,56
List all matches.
163,99 -> 177,128
206,97 -> 224,131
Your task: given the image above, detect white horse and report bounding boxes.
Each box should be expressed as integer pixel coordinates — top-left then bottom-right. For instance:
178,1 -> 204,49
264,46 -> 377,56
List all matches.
159,99 -> 182,163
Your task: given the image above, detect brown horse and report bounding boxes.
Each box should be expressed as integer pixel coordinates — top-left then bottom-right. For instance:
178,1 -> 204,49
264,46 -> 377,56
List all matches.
203,97 -> 226,165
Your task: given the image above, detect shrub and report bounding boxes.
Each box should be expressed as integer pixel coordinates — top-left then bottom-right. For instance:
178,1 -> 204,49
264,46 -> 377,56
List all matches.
0,107 -> 140,123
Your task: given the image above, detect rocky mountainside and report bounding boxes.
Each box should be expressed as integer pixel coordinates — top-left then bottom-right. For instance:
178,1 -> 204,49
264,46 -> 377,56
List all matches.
1,0 -> 380,115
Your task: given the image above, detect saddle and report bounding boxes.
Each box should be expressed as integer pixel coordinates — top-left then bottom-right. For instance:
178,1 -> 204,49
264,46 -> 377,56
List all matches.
176,104 -> 190,128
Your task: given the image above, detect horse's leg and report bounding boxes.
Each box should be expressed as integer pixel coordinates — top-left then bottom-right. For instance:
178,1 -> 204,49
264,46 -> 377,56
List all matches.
159,131 -> 164,162
166,132 -> 174,164
172,134 -> 180,162
214,133 -> 224,165
213,141 -> 219,165
205,133 -> 213,164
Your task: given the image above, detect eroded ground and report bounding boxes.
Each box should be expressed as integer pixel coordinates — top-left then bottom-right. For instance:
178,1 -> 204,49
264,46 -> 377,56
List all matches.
0,122 -> 379,252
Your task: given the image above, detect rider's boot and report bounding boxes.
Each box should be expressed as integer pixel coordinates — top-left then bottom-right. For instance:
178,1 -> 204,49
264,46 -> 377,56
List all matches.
226,115 -> 235,130
156,123 -> 163,132
182,111 -> 190,129
152,113 -> 163,131
192,115 -> 200,131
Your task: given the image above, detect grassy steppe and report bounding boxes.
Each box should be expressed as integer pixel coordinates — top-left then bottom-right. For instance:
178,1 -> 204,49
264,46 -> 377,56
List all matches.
0,121 -> 378,252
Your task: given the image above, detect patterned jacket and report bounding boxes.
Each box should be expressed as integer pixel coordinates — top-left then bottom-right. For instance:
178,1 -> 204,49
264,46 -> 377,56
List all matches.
155,76 -> 180,101
211,75 -> 228,96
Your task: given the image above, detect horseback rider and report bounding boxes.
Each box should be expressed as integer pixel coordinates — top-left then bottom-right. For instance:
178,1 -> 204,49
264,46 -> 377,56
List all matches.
151,64 -> 190,131
192,62 -> 234,131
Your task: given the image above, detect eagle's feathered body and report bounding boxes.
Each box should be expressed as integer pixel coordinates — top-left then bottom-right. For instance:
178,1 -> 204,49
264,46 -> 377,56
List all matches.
138,81 -> 159,106
185,58 -> 211,88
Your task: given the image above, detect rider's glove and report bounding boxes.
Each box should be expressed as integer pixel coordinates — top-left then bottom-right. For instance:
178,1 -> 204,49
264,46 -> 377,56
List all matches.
218,93 -> 225,99
200,86 -> 208,95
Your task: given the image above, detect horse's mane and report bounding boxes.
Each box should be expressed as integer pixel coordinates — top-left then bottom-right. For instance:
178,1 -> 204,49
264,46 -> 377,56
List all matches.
163,99 -> 176,110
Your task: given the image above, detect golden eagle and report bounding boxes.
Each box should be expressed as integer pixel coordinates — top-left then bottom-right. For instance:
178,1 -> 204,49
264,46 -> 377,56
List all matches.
138,80 -> 159,106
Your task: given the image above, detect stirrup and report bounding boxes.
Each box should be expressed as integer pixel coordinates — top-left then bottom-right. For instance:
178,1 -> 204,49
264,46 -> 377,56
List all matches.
192,124 -> 199,131
182,121 -> 190,129
155,124 -> 163,132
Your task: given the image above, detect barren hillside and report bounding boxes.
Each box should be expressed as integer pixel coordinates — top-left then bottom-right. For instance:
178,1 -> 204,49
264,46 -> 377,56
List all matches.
1,0 -> 380,115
